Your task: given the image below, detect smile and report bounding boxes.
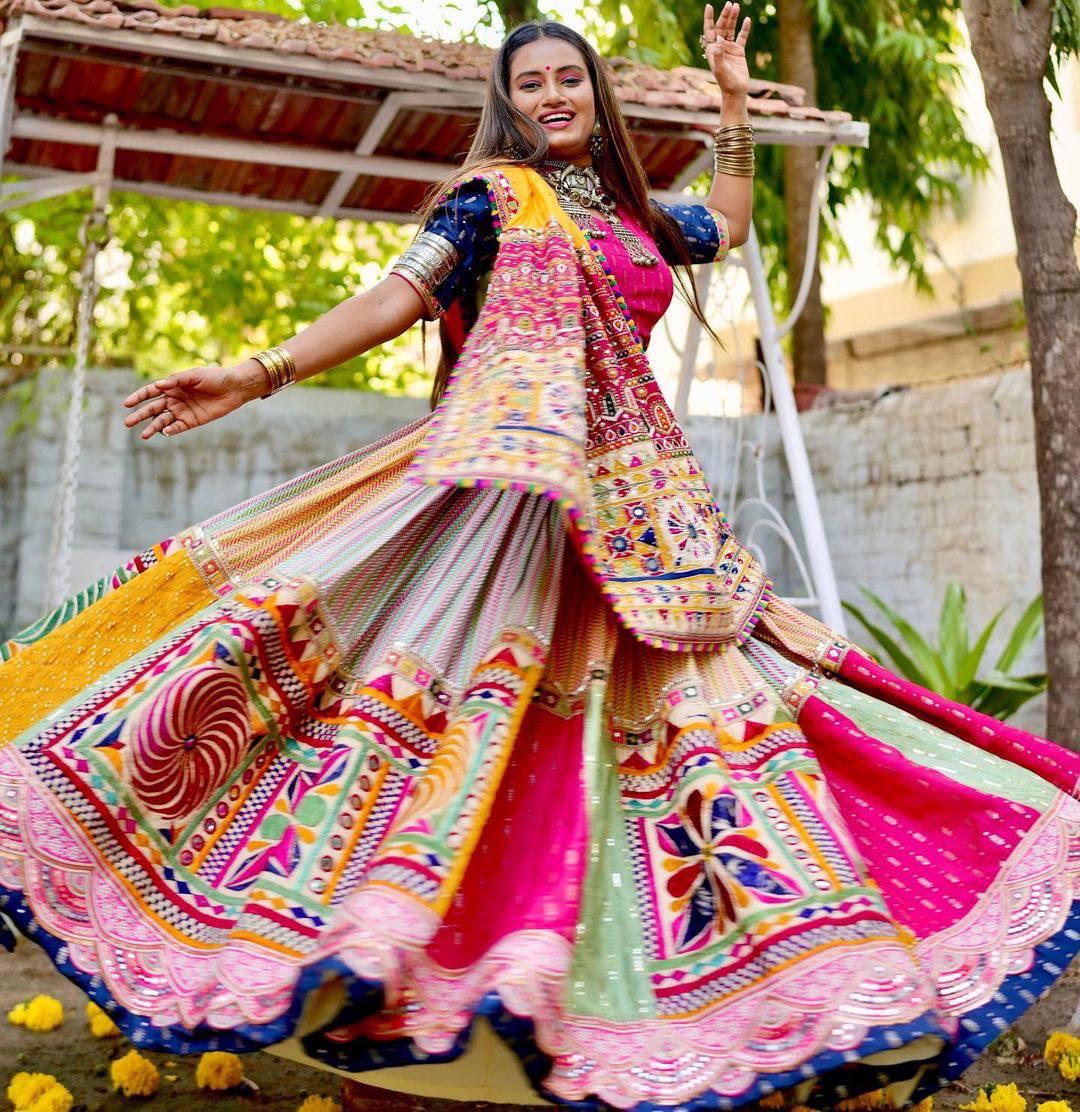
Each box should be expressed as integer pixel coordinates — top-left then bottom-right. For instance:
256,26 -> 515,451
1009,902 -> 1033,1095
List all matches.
539,111 -> 575,128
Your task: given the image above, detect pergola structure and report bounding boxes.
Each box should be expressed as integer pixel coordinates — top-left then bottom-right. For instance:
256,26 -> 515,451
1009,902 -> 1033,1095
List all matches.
0,0 -> 868,629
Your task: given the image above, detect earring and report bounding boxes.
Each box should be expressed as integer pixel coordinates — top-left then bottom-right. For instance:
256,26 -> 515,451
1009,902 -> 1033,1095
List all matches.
589,121 -> 605,160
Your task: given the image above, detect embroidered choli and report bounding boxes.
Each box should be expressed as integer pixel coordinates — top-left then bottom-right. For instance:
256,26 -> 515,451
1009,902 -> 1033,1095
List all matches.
392,166 -> 767,653
391,176 -> 729,349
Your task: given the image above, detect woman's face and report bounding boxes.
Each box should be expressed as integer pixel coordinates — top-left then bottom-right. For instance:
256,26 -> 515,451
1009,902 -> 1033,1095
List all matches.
507,37 -> 597,163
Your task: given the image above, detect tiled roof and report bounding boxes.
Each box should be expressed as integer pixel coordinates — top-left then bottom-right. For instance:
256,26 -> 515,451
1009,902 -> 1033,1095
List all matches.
1,0 -> 852,124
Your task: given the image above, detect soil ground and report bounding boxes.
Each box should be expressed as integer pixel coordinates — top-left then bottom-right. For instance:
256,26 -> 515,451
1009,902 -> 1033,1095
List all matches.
4,939 -> 1080,1111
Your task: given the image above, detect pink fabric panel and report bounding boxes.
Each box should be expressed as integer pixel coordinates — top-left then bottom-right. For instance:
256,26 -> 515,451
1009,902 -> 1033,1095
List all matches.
425,704 -> 587,967
797,692 -> 1039,937
598,208 -> 674,349
838,649 -> 1080,798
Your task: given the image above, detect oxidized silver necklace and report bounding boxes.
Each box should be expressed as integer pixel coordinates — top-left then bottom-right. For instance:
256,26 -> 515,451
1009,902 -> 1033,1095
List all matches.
535,158 -> 658,267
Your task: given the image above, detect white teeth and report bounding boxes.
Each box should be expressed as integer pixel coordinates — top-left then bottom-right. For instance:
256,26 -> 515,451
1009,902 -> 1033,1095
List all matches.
541,113 -> 573,123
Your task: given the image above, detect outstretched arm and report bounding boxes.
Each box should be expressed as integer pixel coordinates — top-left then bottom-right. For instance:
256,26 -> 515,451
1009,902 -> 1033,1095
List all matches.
123,274 -> 426,441
701,1 -> 754,247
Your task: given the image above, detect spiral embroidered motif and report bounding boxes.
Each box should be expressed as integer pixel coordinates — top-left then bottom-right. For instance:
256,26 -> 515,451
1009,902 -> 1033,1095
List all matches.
127,664 -> 251,822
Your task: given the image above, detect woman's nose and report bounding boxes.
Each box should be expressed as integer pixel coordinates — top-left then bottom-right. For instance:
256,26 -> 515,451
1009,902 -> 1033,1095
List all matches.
539,79 -> 566,104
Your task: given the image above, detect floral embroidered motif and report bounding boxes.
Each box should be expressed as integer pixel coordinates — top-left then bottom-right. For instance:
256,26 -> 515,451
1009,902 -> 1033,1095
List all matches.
658,785 -> 798,952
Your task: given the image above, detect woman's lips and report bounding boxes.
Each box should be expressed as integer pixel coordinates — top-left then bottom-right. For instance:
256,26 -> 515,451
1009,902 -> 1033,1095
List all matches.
540,115 -> 575,130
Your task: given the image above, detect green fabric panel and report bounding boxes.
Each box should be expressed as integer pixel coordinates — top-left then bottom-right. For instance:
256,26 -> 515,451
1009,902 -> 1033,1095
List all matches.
817,673 -> 1057,812
564,676 -> 656,1022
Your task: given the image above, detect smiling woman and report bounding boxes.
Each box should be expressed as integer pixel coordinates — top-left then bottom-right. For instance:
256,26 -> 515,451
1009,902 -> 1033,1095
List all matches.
4,7 -> 1080,1112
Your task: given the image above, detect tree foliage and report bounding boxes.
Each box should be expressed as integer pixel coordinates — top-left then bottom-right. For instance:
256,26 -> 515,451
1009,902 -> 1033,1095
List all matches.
1,186 -> 418,391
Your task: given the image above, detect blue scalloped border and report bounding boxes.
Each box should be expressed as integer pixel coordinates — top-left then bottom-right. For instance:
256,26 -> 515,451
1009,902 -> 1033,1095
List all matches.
5,877 -> 1079,1111
0,883 -> 367,1053
906,899 -> 1080,1106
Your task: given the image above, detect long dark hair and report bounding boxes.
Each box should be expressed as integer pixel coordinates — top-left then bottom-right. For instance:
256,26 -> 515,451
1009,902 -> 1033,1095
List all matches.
417,20 -> 719,407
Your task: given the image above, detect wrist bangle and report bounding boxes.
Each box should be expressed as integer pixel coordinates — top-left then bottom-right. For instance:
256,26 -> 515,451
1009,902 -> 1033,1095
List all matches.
712,121 -> 756,177
253,347 -> 297,399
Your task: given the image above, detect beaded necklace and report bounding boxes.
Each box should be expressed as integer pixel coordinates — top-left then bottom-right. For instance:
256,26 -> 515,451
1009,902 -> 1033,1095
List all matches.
535,158 -> 658,267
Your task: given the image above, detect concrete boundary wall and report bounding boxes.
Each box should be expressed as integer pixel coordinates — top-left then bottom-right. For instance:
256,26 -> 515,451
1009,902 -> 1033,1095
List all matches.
1,366 -> 1045,732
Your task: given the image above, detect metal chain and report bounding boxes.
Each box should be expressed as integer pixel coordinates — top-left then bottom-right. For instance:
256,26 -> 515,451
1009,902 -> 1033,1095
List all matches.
43,206 -> 110,611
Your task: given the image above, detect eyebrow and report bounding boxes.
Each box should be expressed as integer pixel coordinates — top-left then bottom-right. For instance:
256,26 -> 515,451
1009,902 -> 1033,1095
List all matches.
512,64 -> 586,79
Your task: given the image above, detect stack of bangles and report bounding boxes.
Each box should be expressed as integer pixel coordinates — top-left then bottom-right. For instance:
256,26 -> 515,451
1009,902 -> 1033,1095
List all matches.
713,121 -> 755,177
252,346 -> 297,399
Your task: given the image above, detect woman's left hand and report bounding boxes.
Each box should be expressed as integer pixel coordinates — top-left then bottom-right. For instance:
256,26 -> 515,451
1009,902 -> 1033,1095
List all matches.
702,2 -> 752,98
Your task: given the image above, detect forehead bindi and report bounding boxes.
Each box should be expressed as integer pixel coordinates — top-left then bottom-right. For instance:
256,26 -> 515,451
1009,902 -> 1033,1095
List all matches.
509,40 -> 588,83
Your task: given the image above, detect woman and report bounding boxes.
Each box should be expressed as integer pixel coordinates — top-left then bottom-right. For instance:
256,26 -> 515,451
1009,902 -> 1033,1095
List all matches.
2,7 -> 1078,1111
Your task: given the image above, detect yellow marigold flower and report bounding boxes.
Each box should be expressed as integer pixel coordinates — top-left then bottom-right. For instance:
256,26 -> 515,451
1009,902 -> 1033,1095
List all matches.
111,1049 -> 160,1098
8,1073 -> 56,1108
6,1072 -> 73,1112
1062,1051 -> 1080,1083
989,1083 -> 1027,1112
837,1089 -> 892,1111
1036,1102 -> 1073,1112
194,1051 -> 245,1091
85,1001 -> 120,1039
960,1092 -> 995,1112
759,1094 -> 786,1111
20,995 -> 64,1033
1045,1031 -> 1080,1068
7,1000 -> 28,1027
296,1097 -> 343,1112
24,1085 -> 73,1112
910,1100 -> 933,1112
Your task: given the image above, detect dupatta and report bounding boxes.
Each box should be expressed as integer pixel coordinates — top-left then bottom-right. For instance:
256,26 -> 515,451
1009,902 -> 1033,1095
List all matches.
407,165 -> 771,653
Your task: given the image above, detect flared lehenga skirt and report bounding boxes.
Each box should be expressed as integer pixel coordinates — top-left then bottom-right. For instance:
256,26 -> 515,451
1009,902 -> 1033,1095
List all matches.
1,414 -> 1079,1111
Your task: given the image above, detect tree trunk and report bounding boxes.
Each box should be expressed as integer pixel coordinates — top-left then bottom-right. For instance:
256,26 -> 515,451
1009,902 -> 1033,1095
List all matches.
962,0 -> 1080,746
777,0 -> 828,387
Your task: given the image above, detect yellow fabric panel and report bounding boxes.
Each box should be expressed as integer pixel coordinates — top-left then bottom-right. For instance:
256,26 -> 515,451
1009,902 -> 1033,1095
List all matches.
0,549 -> 214,747
502,165 -> 588,249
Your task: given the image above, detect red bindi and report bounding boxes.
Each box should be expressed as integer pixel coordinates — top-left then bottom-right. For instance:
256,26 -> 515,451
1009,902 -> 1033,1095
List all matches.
544,65 -> 551,70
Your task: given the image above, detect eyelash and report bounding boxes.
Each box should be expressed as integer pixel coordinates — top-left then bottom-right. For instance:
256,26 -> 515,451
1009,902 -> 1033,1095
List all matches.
520,76 -> 583,91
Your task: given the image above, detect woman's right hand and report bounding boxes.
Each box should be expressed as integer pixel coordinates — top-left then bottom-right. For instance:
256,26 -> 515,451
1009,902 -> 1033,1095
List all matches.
122,359 -> 268,441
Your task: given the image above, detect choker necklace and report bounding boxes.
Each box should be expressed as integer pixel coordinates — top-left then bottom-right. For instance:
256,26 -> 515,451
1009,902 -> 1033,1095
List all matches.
535,158 -> 658,267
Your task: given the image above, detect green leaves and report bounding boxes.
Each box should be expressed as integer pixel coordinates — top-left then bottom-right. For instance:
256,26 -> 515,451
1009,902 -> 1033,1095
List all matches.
843,583 -> 1048,722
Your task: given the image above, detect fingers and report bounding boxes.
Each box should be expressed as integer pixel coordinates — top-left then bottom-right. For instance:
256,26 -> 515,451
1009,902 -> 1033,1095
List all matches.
124,391 -> 186,440
133,398 -> 171,439
121,380 -> 162,409
703,2 -> 714,38
736,14 -> 751,45
122,371 -> 187,410
123,391 -> 170,429
718,1 -> 738,40
142,407 -> 174,441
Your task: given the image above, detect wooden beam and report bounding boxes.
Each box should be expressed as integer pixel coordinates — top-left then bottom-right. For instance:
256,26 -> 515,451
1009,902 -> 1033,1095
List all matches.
317,89 -> 477,218
5,162 -> 419,222
10,114 -> 457,183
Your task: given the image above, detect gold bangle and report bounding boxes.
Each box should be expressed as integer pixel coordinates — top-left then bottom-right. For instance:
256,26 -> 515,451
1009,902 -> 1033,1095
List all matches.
714,162 -> 755,177
712,123 -> 756,177
253,346 -> 297,399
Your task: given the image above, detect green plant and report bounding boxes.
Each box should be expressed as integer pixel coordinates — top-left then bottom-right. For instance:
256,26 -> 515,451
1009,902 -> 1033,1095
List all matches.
842,583 -> 1047,721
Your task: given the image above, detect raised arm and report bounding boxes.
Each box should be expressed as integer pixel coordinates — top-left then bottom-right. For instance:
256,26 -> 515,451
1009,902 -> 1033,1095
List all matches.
123,273 -> 426,441
701,1 -> 754,247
